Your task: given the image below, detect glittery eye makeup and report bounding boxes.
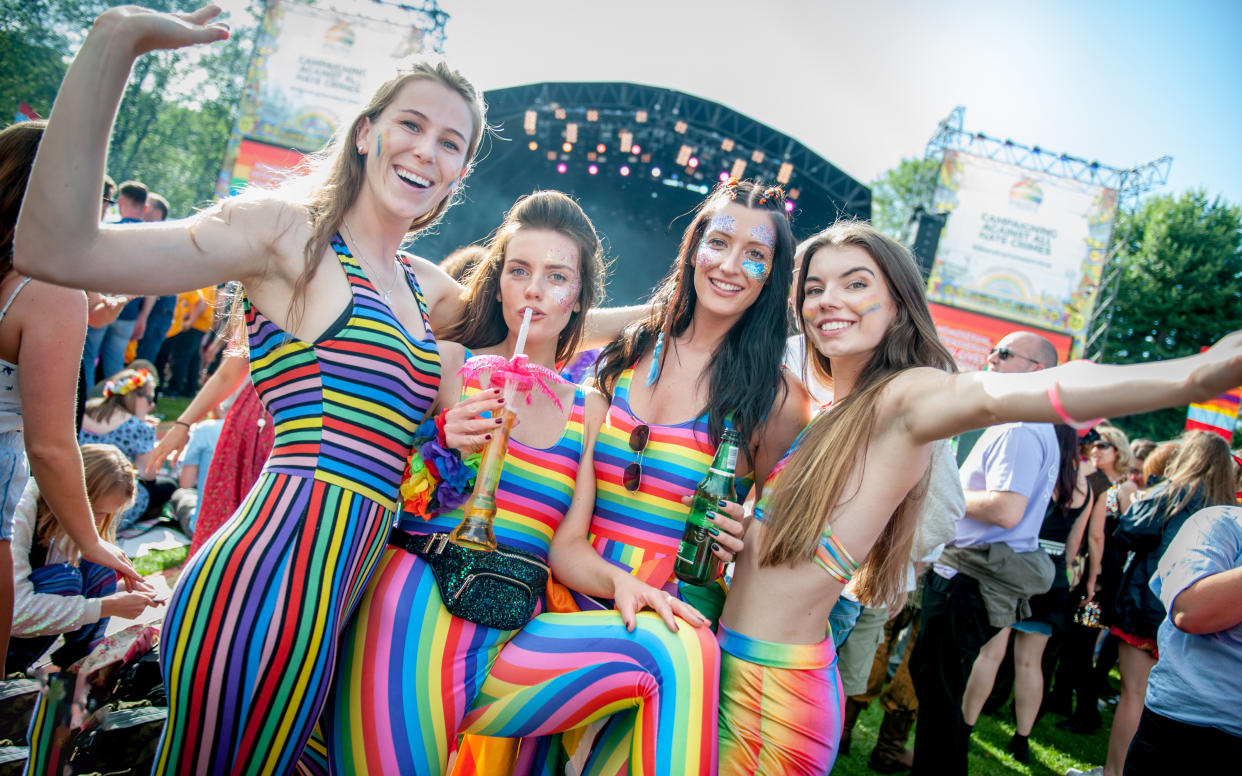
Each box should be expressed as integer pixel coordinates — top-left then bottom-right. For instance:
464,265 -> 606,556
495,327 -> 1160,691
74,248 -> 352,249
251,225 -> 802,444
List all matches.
551,277 -> 581,311
750,223 -> 776,249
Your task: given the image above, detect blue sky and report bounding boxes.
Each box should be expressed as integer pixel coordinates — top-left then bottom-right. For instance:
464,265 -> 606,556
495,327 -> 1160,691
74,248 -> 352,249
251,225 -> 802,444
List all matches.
428,0 -> 1242,206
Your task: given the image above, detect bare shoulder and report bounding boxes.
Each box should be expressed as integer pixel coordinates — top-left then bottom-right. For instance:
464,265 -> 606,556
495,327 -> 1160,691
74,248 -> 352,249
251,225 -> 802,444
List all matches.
437,339 -> 466,375
15,280 -> 87,319
404,253 -> 464,328
583,385 -> 609,424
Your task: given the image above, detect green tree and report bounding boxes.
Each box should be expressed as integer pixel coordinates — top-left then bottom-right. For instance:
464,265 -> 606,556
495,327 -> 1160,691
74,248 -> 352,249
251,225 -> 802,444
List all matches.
1100,190 -> 1242,444
869,156 -> 940,239
0,0 -> 260,216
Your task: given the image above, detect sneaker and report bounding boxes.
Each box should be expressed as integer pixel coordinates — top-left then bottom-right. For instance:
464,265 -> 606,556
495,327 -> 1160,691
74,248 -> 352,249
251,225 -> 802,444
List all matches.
1065,768 -> 1103,776
1007,734 -> 1029,763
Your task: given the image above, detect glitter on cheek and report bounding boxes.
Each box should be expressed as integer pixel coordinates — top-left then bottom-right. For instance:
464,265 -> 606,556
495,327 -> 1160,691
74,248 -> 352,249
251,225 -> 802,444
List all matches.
750,223 -> 776,249
552,278 -> 580,311
696,239 -> 723,268
741,259 -> 769,281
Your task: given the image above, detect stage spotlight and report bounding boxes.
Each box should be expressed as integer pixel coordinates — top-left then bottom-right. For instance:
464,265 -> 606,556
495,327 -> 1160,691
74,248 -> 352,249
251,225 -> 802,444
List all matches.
554,107 -> 567,119
676,145 -> 693,165
546,151 -> 557,161
587,110 -> 599,122
721,138 -> 734,151
785,201 -> 795,213
688,156 -> 699,168
524,110 -> 537,135
587,152 -> 597,161
718,171 -> 729,182
619,130 -> 633,154
566,123 -> 578,143
635,110 -> 648,123
588,164 -> 599,175
557,162 -> 567,174
751,150 -> 765,164
674,121 -> 688,134
651,167 -> 662,177
730,159 -> 747,179
528,141 -> 538,151
640,154 -> 651,163
777,162 -> 793,184
596,143 -> 607,154
620,166 -> 631,176
630,145 -> 641,155
789,188 -> 800,199
562,142 -> 573,153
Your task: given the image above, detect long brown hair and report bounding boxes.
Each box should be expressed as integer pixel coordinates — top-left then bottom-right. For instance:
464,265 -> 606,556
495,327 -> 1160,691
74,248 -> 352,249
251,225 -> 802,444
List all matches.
84,368 -> 156,424
35,444 -> 136,564
760,221 -> 956,606
439,191 -> 605,365
593,178 -> 796,463
1159,430 -> 1237,514
0,120 -> 46,275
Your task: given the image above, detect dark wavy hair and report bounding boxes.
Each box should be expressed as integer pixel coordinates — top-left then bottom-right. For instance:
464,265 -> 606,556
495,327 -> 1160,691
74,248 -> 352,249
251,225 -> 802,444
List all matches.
0,120 -> 45,275
1052,424 -> 1083,511
439,190 -> 605,364
594,178 -> 795,465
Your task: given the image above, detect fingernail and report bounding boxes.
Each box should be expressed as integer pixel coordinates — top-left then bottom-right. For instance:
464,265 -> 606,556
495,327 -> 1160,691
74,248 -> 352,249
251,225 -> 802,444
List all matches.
705,510 -> 717,520
497,397 -> 505,404
484,434 -> 493,441
495,417 -> 504,424
717,500 -> 729,508
711,542 -> 721,552
708,525 -> 720,536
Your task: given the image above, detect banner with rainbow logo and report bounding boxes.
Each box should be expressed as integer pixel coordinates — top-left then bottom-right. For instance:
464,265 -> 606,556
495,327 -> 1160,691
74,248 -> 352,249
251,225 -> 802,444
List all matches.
1185,386 -> 1242,441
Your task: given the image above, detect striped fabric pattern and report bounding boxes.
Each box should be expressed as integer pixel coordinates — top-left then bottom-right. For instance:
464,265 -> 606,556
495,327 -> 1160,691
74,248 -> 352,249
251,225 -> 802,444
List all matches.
461,610 -> 720,775
589,367 -> 747,583
1186,386 -> 1242,440
154,236 -> 440,775
320,372 -> 587,774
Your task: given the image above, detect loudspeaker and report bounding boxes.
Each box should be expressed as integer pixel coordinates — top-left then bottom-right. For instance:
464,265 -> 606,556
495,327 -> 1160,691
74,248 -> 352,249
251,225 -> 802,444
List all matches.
910,210 -> 947,278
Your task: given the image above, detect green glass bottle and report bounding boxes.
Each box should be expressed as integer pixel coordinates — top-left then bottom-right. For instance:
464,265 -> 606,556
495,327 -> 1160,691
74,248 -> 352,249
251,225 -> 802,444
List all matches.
674,428 -> 741,586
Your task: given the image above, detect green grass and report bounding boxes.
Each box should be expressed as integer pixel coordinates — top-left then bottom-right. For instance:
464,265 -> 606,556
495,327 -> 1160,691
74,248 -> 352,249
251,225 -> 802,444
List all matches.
832,700 -> 1112,776
132,544 -> 188,576
154,395 -> 192,426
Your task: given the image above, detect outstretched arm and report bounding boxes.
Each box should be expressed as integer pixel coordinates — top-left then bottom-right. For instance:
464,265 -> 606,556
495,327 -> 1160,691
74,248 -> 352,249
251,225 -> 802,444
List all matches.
15,6 -> 281,296
147,353 -> 250,474
897,332 -> 1242,445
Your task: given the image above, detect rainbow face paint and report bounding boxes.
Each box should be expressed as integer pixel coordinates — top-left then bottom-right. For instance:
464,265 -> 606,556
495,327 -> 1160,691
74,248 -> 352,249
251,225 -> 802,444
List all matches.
858,296 -> 882,316
375,129 -> 384,160
749,223 -> 776,249
742,259 -> 769,281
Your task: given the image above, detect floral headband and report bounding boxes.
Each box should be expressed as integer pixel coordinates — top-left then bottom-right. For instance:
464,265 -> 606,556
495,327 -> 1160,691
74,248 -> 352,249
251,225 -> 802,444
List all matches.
103,369 -> 154,399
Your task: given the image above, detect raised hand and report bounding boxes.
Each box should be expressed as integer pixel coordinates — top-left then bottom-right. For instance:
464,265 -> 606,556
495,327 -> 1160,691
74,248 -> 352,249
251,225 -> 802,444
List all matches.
97,4 -> 230,58
80,539 -> 156,595
681,494 -> 746,564
442,389 -> 518,453
1189,329 -> 1242,399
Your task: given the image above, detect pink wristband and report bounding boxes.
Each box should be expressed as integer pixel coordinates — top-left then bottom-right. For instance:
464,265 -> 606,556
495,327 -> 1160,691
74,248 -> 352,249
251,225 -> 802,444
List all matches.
1047,382 -> 1104,430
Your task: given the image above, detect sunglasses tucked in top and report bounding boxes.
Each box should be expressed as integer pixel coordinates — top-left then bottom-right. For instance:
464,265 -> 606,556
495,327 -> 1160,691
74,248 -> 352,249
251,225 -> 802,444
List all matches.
623,423 -> 651,492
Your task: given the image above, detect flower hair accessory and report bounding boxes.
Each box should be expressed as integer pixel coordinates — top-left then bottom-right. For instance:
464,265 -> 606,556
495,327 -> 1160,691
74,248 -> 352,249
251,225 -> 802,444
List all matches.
759,186 -> 784,207
103,369 -> 153,399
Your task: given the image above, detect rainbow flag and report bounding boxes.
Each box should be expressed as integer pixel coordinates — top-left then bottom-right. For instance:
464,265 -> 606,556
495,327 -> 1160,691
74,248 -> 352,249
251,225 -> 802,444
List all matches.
1186,386 -> 1242,440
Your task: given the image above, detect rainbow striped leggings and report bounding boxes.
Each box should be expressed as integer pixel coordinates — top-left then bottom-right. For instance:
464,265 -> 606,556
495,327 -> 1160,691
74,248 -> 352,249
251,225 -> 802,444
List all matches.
717,623 -> 843,776
317,547 -> 720,775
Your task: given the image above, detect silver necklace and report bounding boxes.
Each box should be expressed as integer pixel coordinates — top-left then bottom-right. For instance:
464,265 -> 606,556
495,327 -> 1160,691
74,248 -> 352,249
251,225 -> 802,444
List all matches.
342,221 -> 401,305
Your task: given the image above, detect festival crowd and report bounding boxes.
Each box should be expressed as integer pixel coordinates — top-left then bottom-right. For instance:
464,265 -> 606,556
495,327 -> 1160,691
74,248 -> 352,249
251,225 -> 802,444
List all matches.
0,5 -> 1240,775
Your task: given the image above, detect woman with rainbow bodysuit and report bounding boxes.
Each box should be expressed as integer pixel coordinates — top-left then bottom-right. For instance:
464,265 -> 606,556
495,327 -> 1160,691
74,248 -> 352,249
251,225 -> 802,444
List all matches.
314,190 -> 721,775
14,6 -> 494,771
451,178 -> 813,775
713,222 -> 1242,775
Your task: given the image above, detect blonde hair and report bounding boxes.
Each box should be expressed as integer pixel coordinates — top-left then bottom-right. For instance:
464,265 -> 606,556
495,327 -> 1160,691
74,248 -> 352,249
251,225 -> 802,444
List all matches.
35,444 -> 137,564
1095,425 -> 1135,476
1160,430 -> 1237,513
760,222 -> 956,607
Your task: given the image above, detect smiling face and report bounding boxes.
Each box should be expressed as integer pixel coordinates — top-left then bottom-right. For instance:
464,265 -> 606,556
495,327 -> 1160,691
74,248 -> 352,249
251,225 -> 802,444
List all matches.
498,229 -> 582,347
355,78 -> 474,224
691,202 -> 778,321
800,243 -> 897,360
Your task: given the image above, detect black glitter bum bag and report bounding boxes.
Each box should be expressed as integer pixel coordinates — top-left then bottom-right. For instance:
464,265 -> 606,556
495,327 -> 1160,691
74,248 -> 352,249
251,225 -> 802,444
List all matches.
389,530 -> 549,631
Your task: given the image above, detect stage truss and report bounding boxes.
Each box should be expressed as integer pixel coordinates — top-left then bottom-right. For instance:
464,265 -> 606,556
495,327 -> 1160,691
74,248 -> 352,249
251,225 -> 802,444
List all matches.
922,106 -> 1171,359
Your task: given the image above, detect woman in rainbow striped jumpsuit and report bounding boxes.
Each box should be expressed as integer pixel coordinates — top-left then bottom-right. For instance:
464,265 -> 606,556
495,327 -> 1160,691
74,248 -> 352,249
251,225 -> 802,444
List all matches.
16,7 -> 491,772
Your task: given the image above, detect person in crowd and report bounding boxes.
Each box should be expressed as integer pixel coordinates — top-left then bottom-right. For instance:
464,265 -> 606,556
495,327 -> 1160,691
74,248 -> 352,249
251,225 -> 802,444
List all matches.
1136,440 -> 1180,494
1071,431 -> 1240,776
82,178 -> 149,383
1128,438 -> 1156,489
706,220 -> 1242,776
1113,506 -> 1242,773
439,242 -> 487,283
909,330 -> 1062,772
0,121 -> 147,669
447,177 -> 809,775
79,367 -> 176,530
6,444 -> 159,674
156,286 -> 212,396
133,192 -> 177,364
961,423 -> 1093,762
318,190 -> 716,775
101,175 -> 117,221
166,416 -> 224,537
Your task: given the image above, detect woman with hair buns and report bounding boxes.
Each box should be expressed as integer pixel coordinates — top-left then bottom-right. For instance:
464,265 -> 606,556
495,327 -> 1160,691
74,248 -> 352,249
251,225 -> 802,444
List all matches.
710,221 -> 1242,774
